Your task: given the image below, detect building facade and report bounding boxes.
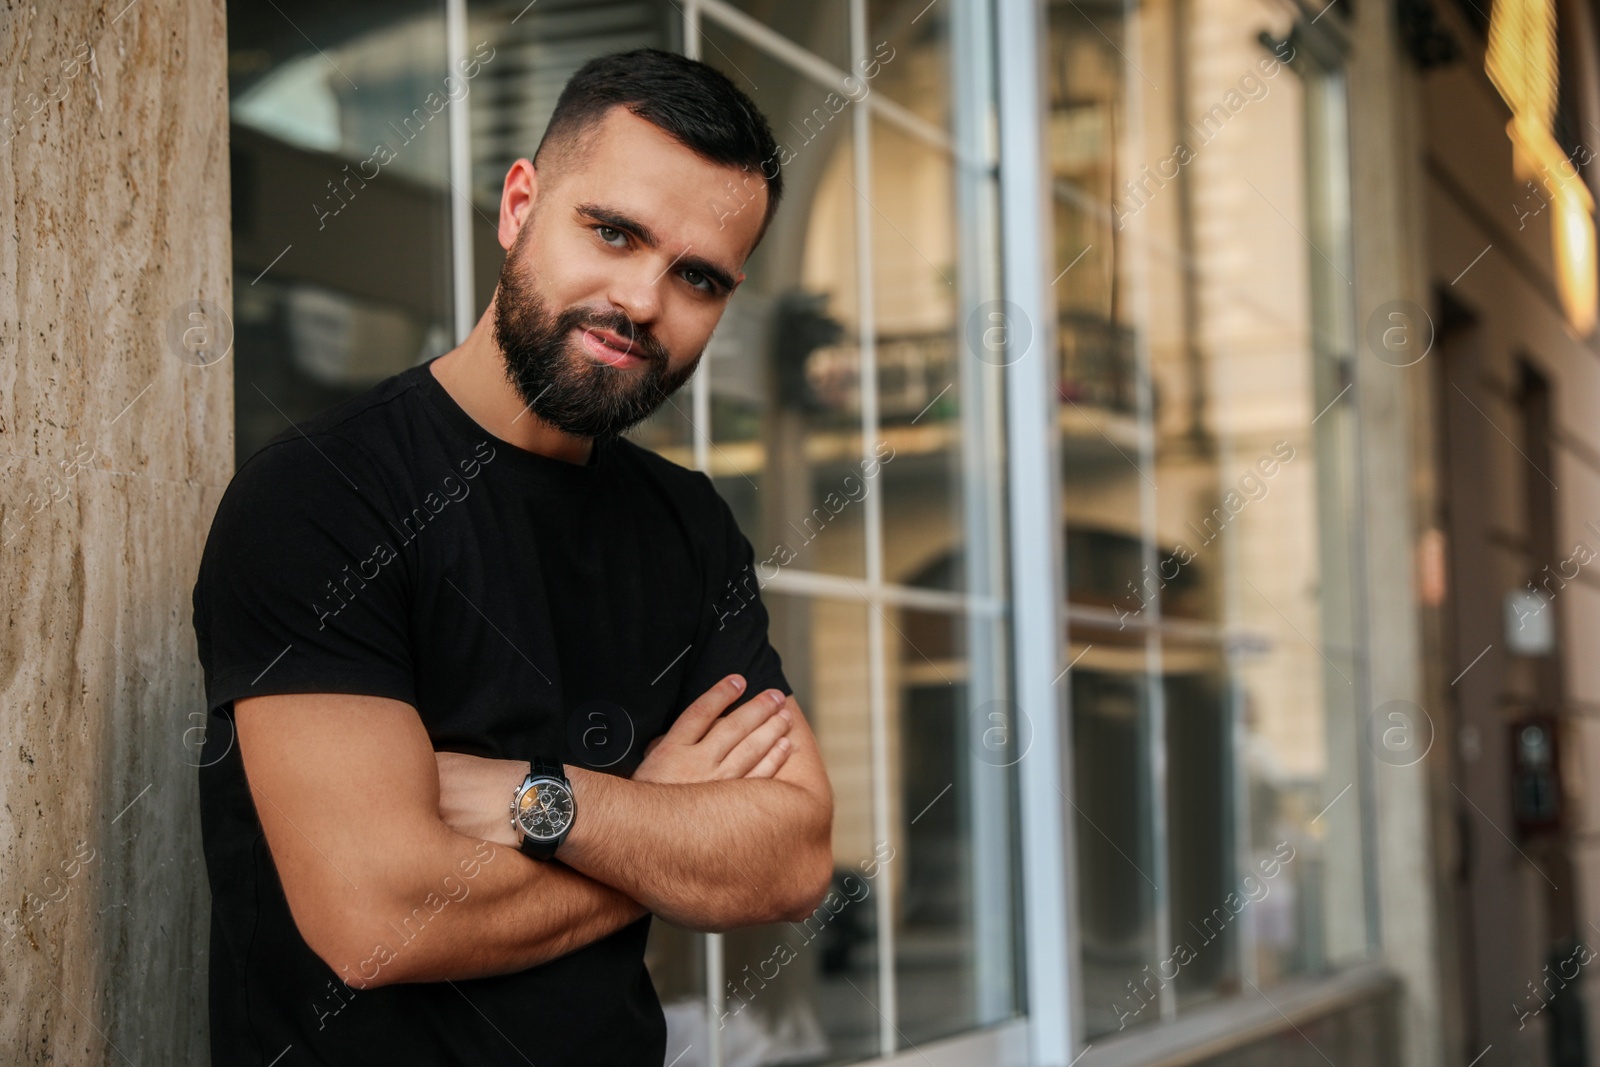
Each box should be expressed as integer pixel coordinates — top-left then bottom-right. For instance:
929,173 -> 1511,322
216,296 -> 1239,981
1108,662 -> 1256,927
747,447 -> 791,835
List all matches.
15,0 -> 1595,1063
1408,0 -> 1600,1064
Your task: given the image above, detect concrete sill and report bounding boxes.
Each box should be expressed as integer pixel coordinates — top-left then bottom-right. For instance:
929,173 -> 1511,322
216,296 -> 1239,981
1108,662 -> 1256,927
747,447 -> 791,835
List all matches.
1077,962 -> 1402,1067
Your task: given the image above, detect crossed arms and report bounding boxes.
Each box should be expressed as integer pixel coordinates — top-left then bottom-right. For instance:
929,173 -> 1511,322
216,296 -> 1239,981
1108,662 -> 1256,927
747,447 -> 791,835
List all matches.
234,674 -> 833,989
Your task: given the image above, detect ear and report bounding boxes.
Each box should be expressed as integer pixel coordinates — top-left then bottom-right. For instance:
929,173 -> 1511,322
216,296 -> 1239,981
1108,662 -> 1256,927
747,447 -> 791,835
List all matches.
730,269 -> 747,294
499,158 -> 539,253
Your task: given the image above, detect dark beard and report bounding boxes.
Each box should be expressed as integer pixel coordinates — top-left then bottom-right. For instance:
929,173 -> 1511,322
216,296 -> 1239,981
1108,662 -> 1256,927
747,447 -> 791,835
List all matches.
491,249 -> 701,441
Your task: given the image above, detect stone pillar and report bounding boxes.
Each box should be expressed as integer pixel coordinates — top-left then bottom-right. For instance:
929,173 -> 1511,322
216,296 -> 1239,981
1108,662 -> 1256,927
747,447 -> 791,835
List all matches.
1345,3 -> 1448,1067
0,1 -> 231,1061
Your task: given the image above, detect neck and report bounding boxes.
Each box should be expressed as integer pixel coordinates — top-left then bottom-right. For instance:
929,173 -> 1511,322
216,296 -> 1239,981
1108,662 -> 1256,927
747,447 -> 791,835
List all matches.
429,298 -> 594,466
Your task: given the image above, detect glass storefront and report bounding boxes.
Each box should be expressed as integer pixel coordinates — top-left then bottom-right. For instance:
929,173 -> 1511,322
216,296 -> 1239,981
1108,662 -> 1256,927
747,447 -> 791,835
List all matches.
1044,0 -> 1373,1041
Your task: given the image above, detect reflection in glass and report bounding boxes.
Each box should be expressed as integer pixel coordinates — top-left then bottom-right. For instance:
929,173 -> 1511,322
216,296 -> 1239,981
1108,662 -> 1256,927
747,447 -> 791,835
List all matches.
867,0 -> 950,128
647,918 -> 707,1051
869,117 -> 965,593
698,20 -> 868,581
1072,662 -> 1158,1037
712,594 -> 881,1067
721,0 -> 854,68
1162,660 -> 1238,1011
893,600 -> 1020,1045
228,1 -> 455,467
1046,0 -> 1370,1037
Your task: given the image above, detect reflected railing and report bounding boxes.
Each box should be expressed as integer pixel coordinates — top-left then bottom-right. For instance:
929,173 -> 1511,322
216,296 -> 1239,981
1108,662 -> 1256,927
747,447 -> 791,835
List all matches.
1058,309 -> 1137,415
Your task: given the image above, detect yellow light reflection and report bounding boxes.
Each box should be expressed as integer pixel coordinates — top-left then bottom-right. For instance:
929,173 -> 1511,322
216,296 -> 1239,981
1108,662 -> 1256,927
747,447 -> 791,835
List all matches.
1488,0 -> 1598,335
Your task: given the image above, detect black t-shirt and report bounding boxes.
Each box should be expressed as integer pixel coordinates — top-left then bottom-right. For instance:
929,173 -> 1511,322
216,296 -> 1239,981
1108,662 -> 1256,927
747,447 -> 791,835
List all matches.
191,356 -> 791,1066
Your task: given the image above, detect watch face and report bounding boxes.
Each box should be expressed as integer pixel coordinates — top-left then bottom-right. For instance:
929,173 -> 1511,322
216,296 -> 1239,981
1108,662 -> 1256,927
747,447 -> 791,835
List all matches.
516,779 -> 574,842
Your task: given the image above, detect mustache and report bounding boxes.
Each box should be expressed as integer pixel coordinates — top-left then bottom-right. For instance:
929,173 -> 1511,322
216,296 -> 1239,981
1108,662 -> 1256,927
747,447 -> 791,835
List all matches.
556,306 -> 668,364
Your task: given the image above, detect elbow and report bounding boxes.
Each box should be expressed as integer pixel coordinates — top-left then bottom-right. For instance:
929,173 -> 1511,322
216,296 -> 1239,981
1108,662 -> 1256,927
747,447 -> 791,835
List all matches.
312,920 -> 429,990
296,896 -> 421,991
708,861 -> 829,931
303,916 -> 392,990
701,790 -> 834,930
775,865 -> 832,924
774,831 -> 834,924
777,793 -> 834,922
703,832 -> 832,931
302,924 -> 377,990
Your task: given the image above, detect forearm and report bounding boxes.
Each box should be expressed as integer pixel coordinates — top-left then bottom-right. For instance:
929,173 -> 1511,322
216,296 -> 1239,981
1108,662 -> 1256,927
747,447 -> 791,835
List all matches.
337,829 -> 646,988
237,696 -> 649,989
557,768 -> 831,931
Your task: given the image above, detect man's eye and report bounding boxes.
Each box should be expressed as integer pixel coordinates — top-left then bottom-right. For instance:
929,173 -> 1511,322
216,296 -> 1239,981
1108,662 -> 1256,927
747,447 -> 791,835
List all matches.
682,269 -> 712,293
596,225 -> 626,247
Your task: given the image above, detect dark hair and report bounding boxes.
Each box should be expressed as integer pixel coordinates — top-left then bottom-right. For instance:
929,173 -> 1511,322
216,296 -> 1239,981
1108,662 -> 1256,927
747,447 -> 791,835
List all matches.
533,48 -> 784,245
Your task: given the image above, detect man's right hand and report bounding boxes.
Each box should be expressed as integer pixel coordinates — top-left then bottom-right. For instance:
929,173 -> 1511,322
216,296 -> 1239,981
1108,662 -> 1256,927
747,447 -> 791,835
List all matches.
433,674 -> 792,844
632,674 -> 793,785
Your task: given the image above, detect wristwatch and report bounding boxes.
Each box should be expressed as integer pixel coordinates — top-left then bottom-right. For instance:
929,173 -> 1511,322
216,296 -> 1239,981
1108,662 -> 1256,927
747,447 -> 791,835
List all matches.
510,758 -> 576,861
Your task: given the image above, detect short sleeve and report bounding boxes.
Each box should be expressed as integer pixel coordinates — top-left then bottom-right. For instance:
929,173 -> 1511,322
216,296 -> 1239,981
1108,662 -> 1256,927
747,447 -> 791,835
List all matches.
674,479 -> 793,710
192,432 -> 416,717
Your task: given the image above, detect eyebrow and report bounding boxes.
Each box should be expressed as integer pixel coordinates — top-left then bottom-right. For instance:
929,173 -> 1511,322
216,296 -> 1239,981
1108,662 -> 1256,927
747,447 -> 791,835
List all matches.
575,202 -> 739,294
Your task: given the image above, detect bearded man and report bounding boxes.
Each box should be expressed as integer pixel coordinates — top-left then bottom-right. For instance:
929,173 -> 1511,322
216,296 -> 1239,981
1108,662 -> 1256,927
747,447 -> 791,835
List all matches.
191,48 -> 832,1066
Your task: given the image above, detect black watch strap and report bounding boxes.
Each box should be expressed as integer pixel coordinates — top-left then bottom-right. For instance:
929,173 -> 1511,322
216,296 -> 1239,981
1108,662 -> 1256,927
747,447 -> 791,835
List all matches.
517,758 -> 571,861
519,836 -> 558,860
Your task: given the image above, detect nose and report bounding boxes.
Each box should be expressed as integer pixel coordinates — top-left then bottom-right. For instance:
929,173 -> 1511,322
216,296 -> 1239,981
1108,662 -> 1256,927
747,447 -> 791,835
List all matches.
606,256 -> 665,326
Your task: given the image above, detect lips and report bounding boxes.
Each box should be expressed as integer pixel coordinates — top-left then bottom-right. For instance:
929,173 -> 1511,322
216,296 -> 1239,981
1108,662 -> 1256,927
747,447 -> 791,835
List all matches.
576,325 -> 646,368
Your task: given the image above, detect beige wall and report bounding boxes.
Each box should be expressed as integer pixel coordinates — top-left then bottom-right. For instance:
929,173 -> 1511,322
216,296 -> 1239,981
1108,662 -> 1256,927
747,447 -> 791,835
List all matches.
0,1 -> 230,1061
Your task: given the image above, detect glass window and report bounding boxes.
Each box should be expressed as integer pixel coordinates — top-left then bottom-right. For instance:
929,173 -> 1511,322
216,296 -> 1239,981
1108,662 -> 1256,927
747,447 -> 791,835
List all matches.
693,18 -> 869,582
228,0 -> 456,468
1045,0 -> 1371,1040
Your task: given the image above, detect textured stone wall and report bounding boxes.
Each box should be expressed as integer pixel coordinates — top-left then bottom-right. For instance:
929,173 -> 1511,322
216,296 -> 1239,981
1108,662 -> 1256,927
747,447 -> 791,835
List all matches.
0,1 -> 231,1061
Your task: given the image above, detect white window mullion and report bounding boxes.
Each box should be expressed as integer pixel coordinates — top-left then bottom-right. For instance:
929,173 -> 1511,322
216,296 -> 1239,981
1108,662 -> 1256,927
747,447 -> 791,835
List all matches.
705,930 -> 724,1067
950,0 -> 1016,1026
996,0 -> 1078,1062
850,0 -> 898,1054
